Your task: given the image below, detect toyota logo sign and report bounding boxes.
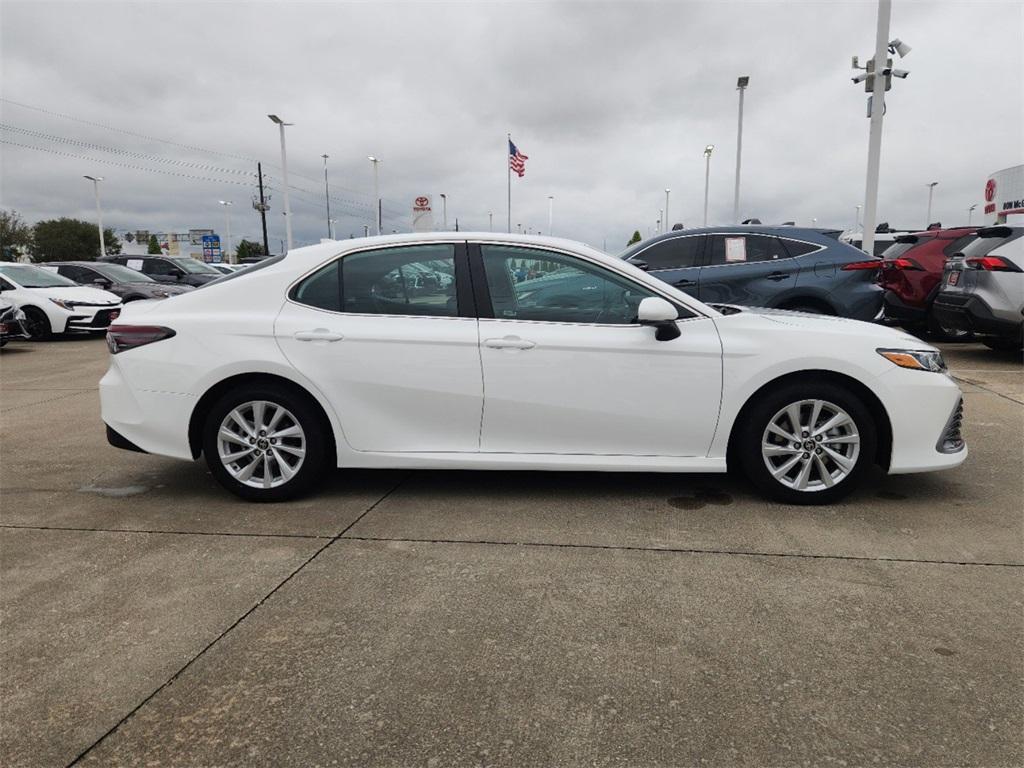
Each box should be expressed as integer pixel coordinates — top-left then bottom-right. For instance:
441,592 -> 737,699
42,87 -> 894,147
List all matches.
985,178 -> 996,202
415,196 -> 429,207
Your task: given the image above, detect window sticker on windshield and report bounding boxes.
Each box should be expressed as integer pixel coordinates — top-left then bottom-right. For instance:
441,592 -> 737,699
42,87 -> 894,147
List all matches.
126,259 -> 143,271
725,237 -> 747,262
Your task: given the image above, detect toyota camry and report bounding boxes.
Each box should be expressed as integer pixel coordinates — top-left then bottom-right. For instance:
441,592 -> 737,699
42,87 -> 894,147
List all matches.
100,233 -> 966,504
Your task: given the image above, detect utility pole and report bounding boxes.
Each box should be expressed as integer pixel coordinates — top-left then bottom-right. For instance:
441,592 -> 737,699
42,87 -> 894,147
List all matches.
703,145 -> 714,227
255,162 -> 270,256
322,154 -> 332,239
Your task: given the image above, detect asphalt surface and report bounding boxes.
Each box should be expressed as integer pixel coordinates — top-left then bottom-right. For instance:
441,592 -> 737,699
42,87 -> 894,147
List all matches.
1,336 -> 1021,767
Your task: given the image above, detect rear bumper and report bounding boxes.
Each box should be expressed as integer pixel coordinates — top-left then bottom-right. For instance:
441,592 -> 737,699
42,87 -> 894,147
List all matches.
932,293 -> 1023,339
882,290 -> 927,324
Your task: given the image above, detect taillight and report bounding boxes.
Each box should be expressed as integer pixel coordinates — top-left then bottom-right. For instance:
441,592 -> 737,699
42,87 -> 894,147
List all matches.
886,257 -> 923,270
966,256 -> 1022,272
841,259 -> 883,271
106,325 -> 176,354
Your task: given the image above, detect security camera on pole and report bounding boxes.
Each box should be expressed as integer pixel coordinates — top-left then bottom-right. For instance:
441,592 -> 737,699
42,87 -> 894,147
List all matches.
850,0 -> 911,255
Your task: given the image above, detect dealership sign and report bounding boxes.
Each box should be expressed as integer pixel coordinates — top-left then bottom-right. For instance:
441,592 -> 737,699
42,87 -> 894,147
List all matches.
983,165 -> 1024,222
412,195 -> 434,232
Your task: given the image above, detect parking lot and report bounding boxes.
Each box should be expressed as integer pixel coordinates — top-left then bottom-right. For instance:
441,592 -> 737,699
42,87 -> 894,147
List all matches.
1,336 -> 1021,767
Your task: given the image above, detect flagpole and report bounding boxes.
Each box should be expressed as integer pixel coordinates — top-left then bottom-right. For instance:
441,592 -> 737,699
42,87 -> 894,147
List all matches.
506,133 -> 512,233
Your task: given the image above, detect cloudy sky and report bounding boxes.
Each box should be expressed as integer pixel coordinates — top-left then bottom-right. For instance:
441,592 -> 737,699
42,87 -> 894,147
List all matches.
1,0 -> 1021,253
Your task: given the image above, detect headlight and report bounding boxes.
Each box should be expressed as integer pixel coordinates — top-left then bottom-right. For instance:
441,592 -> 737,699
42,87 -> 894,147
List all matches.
877,348 -> 947,373
49,298 -> 78,311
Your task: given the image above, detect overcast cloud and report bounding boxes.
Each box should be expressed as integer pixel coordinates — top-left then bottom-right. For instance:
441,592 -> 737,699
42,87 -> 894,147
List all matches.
1,0 -> 1021,252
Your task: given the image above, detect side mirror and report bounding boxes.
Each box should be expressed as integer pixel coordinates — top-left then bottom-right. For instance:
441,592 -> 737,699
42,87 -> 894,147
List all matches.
630,259 -> 650,272
637,297 -> 681,341
92,278 -> 111,288
169,269 -> 185,278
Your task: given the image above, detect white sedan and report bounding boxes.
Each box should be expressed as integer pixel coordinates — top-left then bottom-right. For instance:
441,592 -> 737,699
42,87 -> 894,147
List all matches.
100,233 -> 966,504
0,263 -> 123,340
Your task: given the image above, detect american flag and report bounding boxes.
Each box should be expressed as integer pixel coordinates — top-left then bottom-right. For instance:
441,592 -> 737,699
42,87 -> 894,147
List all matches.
509,139 -> 528,177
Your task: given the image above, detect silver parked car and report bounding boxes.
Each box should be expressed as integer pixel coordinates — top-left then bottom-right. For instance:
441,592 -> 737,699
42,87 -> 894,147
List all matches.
933,225 -> 1024,351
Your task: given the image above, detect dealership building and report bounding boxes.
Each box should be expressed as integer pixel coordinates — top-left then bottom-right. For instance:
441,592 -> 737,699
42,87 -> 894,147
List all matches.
984,165 -> 1024,224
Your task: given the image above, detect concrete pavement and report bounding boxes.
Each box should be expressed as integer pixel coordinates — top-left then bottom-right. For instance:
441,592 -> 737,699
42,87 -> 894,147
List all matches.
1,336 -> 1021,766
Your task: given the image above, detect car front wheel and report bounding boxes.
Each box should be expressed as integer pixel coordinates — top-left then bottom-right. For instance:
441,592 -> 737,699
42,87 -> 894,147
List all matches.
22,307 -> 52,340
202,384 -> 330,502
737,382 -> 877,505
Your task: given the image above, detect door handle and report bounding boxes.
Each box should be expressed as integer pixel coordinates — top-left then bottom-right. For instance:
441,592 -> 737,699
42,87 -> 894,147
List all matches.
484,335 -> 536,350
767,272 -> 790,281
294,329 -> 344,342
673,279 -> 696,288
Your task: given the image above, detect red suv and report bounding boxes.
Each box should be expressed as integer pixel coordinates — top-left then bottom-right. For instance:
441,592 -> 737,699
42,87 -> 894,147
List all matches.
879,226 -> 979,340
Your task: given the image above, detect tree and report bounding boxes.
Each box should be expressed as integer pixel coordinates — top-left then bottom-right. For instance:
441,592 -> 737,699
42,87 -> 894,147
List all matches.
627,230 -> 642,246
0,209 -> 32,261
147,235 -> 162,254
29,218 -> 120,262
234,238 -> 265,261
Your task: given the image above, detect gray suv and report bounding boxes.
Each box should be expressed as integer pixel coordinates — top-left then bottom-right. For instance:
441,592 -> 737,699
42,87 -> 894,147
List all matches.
933,226 -> 1024,351
619,226 -> 883,320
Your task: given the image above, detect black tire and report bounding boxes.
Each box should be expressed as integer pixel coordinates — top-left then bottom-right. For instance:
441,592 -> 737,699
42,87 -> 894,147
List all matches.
736,380 -> 877,505
202,383 -> 331,502
982,337 -> 1023,353
926,310 -> 973,342
22,307 -> 52,340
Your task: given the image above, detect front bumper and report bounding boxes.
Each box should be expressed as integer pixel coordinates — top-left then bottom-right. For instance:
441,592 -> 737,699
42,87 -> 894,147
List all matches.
932,293 -> 1022,339
65,306 -> 122,333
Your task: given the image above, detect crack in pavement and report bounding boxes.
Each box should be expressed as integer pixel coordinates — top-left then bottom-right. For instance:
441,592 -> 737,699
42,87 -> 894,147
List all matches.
953,375 -> 1024,406
63,475 -> 408,768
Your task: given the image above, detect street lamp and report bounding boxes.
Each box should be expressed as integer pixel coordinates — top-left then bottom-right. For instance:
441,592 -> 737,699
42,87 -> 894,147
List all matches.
218,200 -> 233,260
322,154 -> 332,239
703,144 -> 714,227
368,156 -> 382,235
925,181 -> 939,228
664,189 -> 671,230
851,1 -> 911,254
268,115 -> 294,251
440,193 -> 448,230
968,203 -> 977,225
733,76 -> 750,224
83,175 -> 105,257
548,195 -> 554,236
855,204 -> 862,231
488,211 -> 493,232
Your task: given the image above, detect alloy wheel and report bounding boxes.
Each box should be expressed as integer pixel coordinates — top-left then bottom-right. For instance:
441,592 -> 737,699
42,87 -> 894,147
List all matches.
216,400 -> 307,489
761,399 -> 861,492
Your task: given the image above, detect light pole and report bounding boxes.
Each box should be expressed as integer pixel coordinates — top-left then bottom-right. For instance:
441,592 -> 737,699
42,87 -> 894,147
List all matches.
268,115 -> 294,251
925,181 -> 938,227
547,196 -> 554,236
703,144 -> 714,227
488,211 -> 493,231
855,204 -> 862,231
218,200 -> 233,260
658,209 -> 663,233
83,175 -> 105,257
440,193 -> 448,230
322,154 -> 332,239
329,218 -> 338,239
664,188 -> 671,230
733,75 -> 750,224
968,204 -> 977,225
851,1 -> 911,254
368,156 -> 382,235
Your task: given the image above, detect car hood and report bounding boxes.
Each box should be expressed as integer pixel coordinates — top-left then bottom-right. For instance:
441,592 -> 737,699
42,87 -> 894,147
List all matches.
127,282 -> 192,296
28,286 -> 122,304
714,304 -> 934,349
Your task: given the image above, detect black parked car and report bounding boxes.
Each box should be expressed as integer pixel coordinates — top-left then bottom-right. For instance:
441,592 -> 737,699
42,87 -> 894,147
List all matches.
50,261 -> 193,301
98,254 -> 222,287
619,226 -> 883,320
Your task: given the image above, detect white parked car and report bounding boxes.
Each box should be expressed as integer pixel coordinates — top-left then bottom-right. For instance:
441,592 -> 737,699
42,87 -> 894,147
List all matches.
101,233 -> 966,505
0,263 -> 123,340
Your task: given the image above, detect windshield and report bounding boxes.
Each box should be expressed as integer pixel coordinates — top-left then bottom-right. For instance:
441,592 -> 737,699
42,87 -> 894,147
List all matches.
879,242 -> 917,260
0,264 -> 78,288
171,258 -> 221,275
95,263 -> 156,283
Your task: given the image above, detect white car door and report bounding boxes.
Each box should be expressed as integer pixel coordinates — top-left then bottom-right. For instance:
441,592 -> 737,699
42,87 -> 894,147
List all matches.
475,244 -> 722,456
275,242 -> 483,453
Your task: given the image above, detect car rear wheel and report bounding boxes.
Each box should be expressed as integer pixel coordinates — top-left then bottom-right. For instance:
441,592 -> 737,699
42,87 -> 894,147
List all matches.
202,384 -> 330,502
22,307 -> 52,340
982,337 -> 1023,353
737,382 -> 877,505
926,311 -> 973,342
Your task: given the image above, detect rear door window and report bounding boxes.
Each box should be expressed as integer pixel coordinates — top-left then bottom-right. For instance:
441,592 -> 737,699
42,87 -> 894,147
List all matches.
780,239 -> 821,258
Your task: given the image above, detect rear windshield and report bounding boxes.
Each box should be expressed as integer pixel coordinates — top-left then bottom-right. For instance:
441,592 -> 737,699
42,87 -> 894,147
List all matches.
879,242 -> 917,260
960,231 -> 1024,258
95,263 -> 156,283
203,255 -> 285,286
171,258 -> 221,275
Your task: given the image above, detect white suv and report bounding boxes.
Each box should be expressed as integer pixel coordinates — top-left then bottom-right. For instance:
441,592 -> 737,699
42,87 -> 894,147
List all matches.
0,263 -> 123,340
